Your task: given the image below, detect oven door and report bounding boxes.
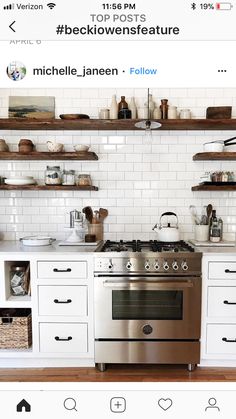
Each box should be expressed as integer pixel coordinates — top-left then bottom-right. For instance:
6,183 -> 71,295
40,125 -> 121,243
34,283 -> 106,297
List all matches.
94,276 -> 201,339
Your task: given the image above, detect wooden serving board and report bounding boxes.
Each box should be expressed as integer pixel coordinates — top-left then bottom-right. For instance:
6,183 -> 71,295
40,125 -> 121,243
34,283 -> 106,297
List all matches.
206,106 -> 232,119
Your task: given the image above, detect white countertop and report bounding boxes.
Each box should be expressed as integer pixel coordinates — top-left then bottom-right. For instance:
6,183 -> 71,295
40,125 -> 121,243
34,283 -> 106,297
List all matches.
0,240 -> 236,256
194,245 -> 236,255
0,241 -> 99,254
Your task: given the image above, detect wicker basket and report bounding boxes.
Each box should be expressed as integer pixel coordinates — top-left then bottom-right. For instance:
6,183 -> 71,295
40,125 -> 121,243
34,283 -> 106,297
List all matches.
0,308 -> 32,349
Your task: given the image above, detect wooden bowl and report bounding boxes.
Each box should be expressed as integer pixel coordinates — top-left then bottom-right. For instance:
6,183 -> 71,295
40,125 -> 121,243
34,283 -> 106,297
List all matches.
59,114 -> 90,120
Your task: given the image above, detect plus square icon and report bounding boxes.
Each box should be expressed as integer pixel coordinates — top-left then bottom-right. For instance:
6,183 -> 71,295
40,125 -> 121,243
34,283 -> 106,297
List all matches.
110,397 -> 126,413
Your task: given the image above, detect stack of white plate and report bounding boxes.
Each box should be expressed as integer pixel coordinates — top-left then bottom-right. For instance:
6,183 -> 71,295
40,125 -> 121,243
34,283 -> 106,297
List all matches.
5,176 -> 36,186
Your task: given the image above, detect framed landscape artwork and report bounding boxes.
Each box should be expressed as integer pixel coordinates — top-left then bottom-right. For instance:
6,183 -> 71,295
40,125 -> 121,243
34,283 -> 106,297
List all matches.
9,96 -> 55,119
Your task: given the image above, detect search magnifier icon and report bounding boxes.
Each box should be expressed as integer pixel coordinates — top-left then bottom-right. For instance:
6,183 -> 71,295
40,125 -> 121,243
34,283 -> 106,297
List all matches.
63,398 -> 78,412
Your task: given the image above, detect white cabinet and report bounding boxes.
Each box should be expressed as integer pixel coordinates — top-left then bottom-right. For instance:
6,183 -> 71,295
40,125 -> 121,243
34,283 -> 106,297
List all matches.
206,324 -> 236,355
39,323 -> 88,353
38,285 -> 88,317
201,254 -> 236,366
37,261 -> 87,279
208,287 -> 236,317
36,255 -> 94,364
209,262 -> 236,280
0,251 -> 94,368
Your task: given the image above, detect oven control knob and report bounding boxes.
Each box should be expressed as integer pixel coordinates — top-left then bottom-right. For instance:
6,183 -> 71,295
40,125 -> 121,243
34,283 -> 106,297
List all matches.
142,324 -> 153,335
181,261 -> 189,271
108,259 -> 113,270
154,262 -> 160,271
145,261 -> 150,270
172,261 -> 179,271
126,261 -> 132,270
163,261 -> 170,271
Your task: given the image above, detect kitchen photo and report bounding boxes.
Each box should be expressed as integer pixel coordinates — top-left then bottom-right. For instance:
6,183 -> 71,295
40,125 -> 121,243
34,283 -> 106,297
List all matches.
0,86 -> 236,382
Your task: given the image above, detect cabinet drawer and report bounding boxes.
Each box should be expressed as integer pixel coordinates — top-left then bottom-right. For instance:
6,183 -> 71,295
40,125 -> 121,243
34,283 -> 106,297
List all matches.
39,323 -> 88,353
209,262 -> 236,280
208,287 -> 236,317
207,324 -> 236,354
38,286 -> 87,317
37,261 -> 87,279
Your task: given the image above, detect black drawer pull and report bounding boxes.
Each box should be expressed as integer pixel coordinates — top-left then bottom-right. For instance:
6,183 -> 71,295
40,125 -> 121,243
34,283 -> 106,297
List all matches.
53,268 -> 72,273
54,299 -> 72,304
222,337 -> 236,343
225,269 -> 236,274
223,300 -> 236,305
55,336 -> 72,342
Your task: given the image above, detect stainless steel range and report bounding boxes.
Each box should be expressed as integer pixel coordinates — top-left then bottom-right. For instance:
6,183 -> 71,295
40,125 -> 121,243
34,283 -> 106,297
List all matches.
94,240 -> 202,372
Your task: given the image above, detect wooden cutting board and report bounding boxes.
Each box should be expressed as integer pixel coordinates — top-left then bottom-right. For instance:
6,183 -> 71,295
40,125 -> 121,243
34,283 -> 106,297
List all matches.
206,106 -> 232,119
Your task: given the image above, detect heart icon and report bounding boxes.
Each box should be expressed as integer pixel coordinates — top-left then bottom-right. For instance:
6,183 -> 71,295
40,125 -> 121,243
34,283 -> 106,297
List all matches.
158,398 -> 173,411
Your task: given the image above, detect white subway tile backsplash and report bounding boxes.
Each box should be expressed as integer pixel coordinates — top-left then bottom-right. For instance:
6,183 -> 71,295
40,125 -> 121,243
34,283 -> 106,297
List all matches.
0,87 -> 236,241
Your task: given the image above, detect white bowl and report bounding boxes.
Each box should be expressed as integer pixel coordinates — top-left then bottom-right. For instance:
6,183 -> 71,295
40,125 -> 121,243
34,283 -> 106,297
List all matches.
74,145 -> 90,152
8,176 -> 34,180
5,178 -> 36,185
47,142 -> 64,152
203,142 -> 224,152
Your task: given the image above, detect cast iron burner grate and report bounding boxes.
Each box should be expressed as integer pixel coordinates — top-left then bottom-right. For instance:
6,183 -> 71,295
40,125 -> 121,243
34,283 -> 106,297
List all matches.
100,240 -> 195,253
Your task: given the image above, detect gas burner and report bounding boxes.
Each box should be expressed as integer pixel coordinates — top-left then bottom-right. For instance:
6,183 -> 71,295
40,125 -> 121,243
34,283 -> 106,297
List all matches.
100,239 -> 195,253
102,240 -> 137,253
151,240 -> 195,253
108,244 -> 129,252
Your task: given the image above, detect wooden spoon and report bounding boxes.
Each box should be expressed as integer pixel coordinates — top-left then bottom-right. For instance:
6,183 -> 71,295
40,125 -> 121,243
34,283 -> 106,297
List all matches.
99,208 -> 108,222
82,206 -> 93,224
206,204 -> 213,223
92,210 -> 100,224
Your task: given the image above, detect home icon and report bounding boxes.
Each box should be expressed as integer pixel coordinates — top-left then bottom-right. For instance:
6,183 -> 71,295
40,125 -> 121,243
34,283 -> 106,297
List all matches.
16,399 -> 31,412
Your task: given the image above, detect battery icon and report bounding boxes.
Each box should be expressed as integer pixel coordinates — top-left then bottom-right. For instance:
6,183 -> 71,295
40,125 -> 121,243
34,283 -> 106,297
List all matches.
216,2 -> 233,9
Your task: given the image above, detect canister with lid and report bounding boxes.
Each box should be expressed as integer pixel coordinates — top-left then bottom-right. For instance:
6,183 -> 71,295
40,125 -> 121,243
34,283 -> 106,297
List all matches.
45,166 -> 62,185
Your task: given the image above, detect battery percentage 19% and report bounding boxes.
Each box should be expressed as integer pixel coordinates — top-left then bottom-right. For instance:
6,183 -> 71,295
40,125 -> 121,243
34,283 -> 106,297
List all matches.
191,3 -> 215,9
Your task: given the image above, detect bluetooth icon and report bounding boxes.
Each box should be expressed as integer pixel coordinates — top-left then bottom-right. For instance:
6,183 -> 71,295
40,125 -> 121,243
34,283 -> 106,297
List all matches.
191,2 -> 197,9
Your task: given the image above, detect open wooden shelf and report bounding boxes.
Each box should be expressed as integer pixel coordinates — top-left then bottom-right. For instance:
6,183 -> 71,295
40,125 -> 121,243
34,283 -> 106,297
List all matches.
193,152 -> 236,161
1,118 -> 236,131
192,184 -> 236,191
0,151 -> 98,160
0,185 -> 98,191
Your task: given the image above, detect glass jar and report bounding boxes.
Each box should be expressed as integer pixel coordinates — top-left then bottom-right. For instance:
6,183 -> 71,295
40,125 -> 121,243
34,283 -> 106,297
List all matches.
10,266 -> 26,295
180,109 -> 191,119
62,170 -> 75,186
45,166 -> 62,185
77,174 -> 92,186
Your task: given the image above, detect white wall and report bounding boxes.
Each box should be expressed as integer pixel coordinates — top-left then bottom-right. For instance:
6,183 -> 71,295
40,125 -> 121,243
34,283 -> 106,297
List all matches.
0,88 -> 236,242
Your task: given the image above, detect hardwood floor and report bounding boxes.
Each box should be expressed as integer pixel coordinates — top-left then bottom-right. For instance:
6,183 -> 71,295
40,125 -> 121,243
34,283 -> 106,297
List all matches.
0,365 -> 236,381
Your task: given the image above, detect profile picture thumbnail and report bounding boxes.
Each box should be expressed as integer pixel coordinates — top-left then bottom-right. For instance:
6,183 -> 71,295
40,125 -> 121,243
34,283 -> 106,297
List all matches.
6,61 -> 26,81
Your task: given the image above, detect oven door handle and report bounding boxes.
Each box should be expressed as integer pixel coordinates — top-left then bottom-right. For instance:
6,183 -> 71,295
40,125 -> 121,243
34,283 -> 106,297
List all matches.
102,280 -> 193,290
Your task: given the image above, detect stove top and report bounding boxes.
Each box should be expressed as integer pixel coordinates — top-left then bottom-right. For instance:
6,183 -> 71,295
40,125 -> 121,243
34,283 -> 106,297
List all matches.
100,240 -> 195,253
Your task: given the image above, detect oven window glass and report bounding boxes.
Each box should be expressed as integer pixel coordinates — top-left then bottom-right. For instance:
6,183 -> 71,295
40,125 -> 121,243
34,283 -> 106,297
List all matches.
112,290 -> 183,320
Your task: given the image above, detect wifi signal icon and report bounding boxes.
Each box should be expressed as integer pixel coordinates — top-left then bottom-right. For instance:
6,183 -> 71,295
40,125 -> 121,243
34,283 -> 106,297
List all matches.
47,3 -> 56,9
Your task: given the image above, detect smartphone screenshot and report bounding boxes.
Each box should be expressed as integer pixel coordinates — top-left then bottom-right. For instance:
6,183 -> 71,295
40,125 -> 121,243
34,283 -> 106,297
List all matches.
0,0 -> 236,417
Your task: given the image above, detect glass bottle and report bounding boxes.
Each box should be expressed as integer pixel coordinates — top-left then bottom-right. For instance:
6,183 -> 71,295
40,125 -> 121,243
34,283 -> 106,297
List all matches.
118,96 -> 131,119
109,94 -> 118,119
218,217 -> 223,241
144,93 -> 155,118
129,97 -> 137,119
160,99 -> 169,119
209,210 -> 221,242
118,96 -> 128,111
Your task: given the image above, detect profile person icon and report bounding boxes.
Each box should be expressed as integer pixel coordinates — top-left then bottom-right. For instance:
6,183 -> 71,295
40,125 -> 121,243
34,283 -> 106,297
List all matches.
205,398 -> 220,412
